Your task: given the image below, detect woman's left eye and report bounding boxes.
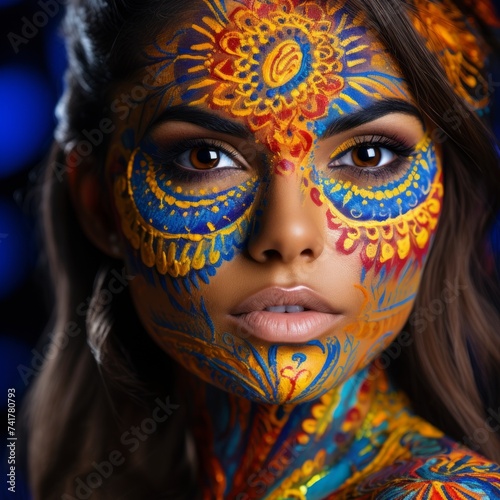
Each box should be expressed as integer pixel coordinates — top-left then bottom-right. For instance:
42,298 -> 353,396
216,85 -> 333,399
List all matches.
175,146 -> 239,171
330,145 -> 397,169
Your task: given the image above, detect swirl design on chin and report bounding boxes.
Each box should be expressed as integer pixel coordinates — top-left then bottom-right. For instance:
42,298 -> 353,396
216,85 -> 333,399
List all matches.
149,297 -> 360,404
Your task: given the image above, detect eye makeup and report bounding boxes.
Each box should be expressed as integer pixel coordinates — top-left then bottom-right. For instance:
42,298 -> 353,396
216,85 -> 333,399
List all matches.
327,134 -> 417,185
112,132 -> 261,281
148,137 -> 248,184
313,132 -> 436,221
319,132 -> 442,276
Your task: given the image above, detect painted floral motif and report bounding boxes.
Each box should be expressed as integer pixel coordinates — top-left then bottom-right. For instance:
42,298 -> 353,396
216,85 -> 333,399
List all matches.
190,362 -> 500,499
190,0 -> 345,158
334,442 -> 500,499
410,0 -> 490,109
146,0 -> 406,164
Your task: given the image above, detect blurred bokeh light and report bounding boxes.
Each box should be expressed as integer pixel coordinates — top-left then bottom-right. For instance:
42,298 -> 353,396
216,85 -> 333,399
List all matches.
0,65 -> 55,178
0,1 -> 66,495
0,197 -> 34,299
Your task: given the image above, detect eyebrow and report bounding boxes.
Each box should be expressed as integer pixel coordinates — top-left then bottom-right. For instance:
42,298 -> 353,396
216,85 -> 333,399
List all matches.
152,105 -> 249,138
152,99 -> 423,139
320,99 -> 424,138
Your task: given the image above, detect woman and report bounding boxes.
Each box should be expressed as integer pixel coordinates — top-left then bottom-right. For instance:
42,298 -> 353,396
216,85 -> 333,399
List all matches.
25,0 -> 500,498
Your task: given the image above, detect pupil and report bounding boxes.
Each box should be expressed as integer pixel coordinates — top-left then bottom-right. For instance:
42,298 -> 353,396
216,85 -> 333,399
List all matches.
354,146 -> 381,167
191,148 -> 220,169
197,148 -> 218,163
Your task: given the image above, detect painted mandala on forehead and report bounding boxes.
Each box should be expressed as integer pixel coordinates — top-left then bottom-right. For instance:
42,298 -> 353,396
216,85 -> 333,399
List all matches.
114,0 -> 411,286
145,0 -> 406,164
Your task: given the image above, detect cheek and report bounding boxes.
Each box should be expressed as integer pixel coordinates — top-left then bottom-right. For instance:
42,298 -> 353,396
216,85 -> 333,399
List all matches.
113,145 -> 260,288
316,136 -> 443,277
313,138 -> 443,371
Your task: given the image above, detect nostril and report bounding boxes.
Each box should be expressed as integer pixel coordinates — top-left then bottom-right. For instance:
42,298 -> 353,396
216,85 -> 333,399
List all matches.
246,208 -> 325,264
262,249 -> 282,261
300,248 -> 315,258
260,247 -> 317,263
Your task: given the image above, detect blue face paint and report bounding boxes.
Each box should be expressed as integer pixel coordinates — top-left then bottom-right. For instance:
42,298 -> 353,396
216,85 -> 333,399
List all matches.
111,0 -> 438,410
115,136 -> 260,286
313,135 -> 439,222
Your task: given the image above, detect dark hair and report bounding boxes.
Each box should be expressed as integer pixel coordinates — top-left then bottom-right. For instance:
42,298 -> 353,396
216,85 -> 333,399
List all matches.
25,0 -> 500,498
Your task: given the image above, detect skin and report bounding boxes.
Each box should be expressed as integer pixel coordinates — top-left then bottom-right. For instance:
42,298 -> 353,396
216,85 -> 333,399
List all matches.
75,0 -> 500,496
109,0 -> 442,406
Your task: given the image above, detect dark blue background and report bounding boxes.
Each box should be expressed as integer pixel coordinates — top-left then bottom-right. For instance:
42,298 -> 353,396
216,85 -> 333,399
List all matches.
0,1 -> 499,498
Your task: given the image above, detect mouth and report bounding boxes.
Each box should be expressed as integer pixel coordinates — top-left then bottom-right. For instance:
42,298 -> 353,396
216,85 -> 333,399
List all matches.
231,286 -> 337,315
262,305 -> 309,313
229,286 -> 343,343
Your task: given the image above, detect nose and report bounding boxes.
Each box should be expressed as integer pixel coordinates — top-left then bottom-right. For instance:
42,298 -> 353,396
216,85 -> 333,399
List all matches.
246,172 -> 325,264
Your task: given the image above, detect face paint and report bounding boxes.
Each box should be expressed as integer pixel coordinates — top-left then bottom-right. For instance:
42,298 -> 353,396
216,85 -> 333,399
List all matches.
145,0 -> 407,163
110,0 -> 443,406
115,0 -> 414,280
115,136 -> 260,285
318,133 -> 442,276
102,0 -> 500,495
410,0 -> 491,110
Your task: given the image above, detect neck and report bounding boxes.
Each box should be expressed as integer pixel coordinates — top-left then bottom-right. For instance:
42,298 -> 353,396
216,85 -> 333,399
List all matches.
181,364 -> 386,499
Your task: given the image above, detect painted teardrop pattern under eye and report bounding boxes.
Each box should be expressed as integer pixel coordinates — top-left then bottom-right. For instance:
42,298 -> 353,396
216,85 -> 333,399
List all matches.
314,135 -> 443,276
130,145 -> 257,235
315,135 -> 437,222
114,140 -> 260,281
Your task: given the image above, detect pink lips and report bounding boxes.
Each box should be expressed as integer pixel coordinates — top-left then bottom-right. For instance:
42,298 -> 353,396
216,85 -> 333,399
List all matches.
229,286 -> 343,343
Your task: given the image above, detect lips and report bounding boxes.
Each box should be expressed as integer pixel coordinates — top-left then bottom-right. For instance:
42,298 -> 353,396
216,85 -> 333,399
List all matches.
229,286 -> 343,343
230,286 -> 338,315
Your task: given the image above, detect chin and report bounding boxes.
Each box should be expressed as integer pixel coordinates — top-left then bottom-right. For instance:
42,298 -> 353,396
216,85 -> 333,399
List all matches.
158,328 -> 358,404
176,353 -> 347,405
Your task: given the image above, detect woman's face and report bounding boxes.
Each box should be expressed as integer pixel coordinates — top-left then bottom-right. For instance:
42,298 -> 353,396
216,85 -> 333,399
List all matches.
106,0 -> 443,404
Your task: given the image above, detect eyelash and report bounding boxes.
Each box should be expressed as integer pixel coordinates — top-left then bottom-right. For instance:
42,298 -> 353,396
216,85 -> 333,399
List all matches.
149,138 -> 242,183
328,134 -> 416,183
147,134 -> 417,184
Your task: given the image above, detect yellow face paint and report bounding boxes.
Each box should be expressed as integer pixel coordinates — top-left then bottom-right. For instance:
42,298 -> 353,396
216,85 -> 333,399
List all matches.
108,0 -> 494,408
410,0 -> 491,109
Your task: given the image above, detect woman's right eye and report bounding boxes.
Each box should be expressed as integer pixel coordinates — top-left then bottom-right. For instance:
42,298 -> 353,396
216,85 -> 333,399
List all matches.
174,145 -> 240,172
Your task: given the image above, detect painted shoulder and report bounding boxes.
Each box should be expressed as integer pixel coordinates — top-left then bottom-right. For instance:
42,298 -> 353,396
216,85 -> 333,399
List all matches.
334,434 -> 500,499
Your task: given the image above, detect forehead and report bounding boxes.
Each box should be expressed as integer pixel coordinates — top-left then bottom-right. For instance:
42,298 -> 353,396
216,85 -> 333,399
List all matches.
139,0 -> 408,153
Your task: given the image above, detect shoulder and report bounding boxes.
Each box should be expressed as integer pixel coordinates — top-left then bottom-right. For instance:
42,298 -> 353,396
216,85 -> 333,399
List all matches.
335,437 -> 500,499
